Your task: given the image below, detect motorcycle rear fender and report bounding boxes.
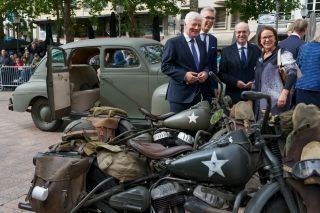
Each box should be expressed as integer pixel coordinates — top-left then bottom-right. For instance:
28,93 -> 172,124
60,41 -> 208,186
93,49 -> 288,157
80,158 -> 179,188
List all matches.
244,182 -> 280,213
151,83 -> 169,115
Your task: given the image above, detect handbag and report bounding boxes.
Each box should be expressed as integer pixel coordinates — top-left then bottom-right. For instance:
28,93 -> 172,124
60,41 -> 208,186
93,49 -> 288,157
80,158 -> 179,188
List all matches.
277,49 -> 303,84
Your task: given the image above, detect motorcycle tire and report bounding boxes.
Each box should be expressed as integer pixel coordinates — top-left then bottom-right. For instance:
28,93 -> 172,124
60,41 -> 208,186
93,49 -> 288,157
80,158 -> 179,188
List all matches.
261,193 -> 289,213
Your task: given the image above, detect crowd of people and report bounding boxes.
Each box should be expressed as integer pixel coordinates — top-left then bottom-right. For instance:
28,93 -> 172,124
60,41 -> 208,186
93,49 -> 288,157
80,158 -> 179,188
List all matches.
161,7 -> 319,118
0,39 -> 44,69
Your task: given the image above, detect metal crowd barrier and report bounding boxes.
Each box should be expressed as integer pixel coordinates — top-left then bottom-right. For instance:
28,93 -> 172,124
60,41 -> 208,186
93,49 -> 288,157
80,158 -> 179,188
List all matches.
0,66 -> 33,90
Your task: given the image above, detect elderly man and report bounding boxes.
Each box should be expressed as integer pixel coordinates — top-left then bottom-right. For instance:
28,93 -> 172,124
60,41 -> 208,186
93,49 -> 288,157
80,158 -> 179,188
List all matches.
218,22 -> 261,104
162,11 -> 212,113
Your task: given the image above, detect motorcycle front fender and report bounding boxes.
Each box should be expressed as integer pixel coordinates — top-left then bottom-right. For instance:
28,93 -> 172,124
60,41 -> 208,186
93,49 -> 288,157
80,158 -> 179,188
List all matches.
244,182 -> 280,213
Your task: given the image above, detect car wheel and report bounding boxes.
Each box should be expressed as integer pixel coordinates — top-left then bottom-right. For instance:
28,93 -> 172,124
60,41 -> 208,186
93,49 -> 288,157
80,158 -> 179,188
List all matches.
31,98 -> 63,132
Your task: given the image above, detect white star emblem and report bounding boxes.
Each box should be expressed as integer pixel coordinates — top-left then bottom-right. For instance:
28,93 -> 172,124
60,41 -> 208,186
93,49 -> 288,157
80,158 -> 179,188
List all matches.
202,151 -> 229,177
228,136 -> 233,143
188,112 -> 199,124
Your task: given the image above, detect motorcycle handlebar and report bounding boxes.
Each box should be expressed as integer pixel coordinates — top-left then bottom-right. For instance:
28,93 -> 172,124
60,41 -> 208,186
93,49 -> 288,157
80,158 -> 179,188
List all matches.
241,91 -> 272,133
241,91 -> 271,102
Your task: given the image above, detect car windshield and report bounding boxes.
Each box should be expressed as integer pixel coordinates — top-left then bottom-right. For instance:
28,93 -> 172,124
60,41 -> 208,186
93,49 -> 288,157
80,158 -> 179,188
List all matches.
140,44 -> 163,64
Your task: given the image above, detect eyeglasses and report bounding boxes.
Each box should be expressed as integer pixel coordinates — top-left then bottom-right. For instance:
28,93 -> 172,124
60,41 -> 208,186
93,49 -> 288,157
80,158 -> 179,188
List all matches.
261,35 -> 275,41
204,16 -> 215,20
235,31 -> 248,35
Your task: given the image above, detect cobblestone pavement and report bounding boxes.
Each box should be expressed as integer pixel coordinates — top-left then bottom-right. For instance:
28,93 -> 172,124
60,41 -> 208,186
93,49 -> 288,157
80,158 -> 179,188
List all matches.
0,91 -> 62,213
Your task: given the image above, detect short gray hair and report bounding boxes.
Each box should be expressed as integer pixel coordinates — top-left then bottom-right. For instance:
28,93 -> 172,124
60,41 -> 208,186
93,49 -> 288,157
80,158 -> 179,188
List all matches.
200,7 -> 216,16
184,11 -> 202,24
235,22 -> 250,33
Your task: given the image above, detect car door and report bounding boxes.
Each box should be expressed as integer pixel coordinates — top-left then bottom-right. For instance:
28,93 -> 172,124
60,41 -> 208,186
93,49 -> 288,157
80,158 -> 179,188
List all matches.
99,47 -> 148,118
47,46 -> 71,120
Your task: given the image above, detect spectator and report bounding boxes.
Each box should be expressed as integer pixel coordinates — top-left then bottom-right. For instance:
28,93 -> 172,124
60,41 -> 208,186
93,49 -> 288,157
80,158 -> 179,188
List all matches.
31,53 -> 41,69
287,23 -> 294,36
22,57 -> 30,66
199,6 -> 218,97
162,11 -> 211,113
0,49 -> 14,66
113,50 -> 126,66
279,19 -> 308,59
27,41 -> 41,61
253,26 -> 298,116
218,22 -> 261,104
295,27 -> 320,106
216,49 -> 222,71
14,57 -> 24,67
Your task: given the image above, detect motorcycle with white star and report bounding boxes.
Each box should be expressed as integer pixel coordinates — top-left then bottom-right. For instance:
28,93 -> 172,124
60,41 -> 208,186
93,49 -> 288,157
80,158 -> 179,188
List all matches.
20,91 -> 306,213
131,73 -> 233,150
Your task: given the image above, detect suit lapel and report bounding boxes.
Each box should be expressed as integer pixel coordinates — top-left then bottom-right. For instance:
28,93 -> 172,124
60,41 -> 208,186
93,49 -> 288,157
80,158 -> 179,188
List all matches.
180,35 -> 198,71
245,44 -> 253,68
232,43 -> 241,66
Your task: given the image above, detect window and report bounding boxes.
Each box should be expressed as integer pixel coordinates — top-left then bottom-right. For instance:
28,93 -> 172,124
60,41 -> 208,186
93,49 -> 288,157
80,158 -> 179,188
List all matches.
51,49 -> 66,68
230,12 -> 240,29
104,49 -> 139,68
307,0 -> 320,16
215,8 -> 227,28
140,44 -> 162,64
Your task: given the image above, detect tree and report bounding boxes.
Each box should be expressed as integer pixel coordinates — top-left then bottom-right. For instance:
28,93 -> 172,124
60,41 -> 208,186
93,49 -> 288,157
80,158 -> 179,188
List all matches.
224,0 -> 301,21
189,0 -> 198,12
87,0 -> 180,37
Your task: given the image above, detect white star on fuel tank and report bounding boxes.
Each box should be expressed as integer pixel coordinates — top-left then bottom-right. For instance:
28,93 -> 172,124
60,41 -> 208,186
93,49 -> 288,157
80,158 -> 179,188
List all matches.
188,112 -> 199,123
202,151 -> 229,177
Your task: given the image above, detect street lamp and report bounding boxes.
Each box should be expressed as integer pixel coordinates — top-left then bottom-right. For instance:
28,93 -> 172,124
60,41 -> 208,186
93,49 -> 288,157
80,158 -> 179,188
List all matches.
301,5 -> 309,19
116,5 -> 124,37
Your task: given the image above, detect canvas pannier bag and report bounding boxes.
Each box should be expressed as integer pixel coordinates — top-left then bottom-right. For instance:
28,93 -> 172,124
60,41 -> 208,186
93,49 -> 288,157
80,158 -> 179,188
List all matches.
96,144 -> 148,182
27,154 -> 91,213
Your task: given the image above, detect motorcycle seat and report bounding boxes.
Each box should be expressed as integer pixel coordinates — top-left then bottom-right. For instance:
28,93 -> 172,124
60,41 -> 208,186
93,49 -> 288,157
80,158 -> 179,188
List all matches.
138,107 -> 175,121
128,139 -> 192,160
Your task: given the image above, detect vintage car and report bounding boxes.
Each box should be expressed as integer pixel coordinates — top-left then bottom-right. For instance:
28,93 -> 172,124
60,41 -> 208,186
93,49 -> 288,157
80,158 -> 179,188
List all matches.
9,38 -> 169,131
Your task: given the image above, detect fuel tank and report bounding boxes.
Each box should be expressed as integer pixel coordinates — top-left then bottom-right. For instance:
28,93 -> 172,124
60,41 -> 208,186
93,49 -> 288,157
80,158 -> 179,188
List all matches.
168,130 -> 256,186
163,101 -> 211,131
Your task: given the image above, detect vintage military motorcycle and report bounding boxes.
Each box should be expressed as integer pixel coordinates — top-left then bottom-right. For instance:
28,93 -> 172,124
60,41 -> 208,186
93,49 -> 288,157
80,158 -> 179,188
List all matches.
19,91 -> 313,213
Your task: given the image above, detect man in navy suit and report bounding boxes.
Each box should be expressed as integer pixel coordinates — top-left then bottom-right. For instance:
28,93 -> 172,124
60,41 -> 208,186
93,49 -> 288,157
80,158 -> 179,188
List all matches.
279,19 -> 308,59
162,11 -> 212,113
218,22 -> 261,104
199,6 -> 218,97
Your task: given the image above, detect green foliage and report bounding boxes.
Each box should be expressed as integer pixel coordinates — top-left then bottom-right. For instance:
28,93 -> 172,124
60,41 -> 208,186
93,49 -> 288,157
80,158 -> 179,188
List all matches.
225,0 -> 301,21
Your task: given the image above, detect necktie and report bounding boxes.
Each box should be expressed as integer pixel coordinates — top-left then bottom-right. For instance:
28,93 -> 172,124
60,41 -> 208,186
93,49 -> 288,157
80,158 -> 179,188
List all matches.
202,33 -> 207,52
240,46 -> 246,65
190,39 -> 199,70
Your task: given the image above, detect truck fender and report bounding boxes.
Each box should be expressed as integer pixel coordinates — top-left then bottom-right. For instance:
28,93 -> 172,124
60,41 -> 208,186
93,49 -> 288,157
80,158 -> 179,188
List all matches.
151,83 -> 169,115
244,182 -> 280,213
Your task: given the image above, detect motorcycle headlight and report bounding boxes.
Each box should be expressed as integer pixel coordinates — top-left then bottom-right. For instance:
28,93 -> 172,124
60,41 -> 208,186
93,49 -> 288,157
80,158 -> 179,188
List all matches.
292,159 -> 320,180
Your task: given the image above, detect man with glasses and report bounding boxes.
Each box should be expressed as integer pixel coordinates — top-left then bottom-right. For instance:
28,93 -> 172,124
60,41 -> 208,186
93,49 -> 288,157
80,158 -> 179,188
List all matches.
199,7 -> 218,97
218,22 -> 261,104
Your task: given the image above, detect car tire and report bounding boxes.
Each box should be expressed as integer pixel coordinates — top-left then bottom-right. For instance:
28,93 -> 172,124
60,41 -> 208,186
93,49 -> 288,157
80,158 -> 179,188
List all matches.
31,98 -> 63,132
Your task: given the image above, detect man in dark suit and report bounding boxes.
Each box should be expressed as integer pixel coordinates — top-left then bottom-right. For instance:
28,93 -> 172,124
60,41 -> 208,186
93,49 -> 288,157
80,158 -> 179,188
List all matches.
199,6 -> 218,96
218,22 -> 261,104
279,19 -> 308,59
162,11 -> 212,113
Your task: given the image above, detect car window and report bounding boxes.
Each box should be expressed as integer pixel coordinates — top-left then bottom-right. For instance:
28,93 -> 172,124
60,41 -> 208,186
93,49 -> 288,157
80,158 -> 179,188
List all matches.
52,49 -> 66,68
104,49 -> 140,68
140,44 -> 162,64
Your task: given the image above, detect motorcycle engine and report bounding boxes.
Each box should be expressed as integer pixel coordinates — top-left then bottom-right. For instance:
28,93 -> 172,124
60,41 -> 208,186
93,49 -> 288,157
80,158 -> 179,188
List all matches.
153,130 -> 195,146
151,182 -> 186,212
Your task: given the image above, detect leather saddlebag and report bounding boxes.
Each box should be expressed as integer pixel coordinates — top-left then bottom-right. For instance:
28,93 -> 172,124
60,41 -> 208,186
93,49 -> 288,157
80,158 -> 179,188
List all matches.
27,154 -> 91,213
